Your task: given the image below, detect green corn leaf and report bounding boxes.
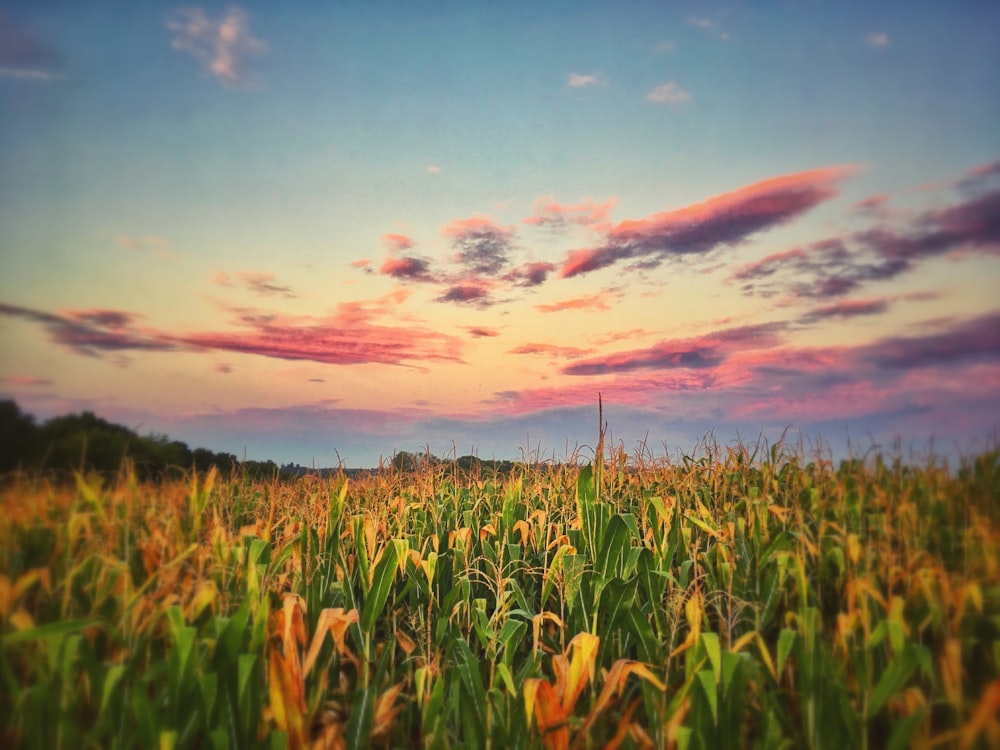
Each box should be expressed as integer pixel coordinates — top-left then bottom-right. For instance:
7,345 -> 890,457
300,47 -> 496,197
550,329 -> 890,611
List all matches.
99,663 -> 125,716
696,669 -> 718,725
597,514 -> 632,581
1,617 -> 102,645
776,629 -> 796,676
866,646 -> 919,720
886,710 -> 924,750
360,541 -> 401,634
344,685 -> 375,750
701,632 -> 722,686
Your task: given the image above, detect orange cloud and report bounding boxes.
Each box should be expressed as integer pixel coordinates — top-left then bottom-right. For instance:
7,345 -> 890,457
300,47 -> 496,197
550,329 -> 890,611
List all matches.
535,294 -> 611,313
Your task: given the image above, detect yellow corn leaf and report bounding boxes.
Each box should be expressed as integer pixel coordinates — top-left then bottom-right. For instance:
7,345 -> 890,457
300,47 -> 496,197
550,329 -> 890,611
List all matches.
514,519 -> 532,547
940,638 -> 963,711
563,632 -> 599,713
523,677 -> 543,728
960,679 -> 1000,750
847,533 -> 861,565
480,523 -> 497,540
187,581 -> 218,620
533,678 -> 570,750
372,681 -> 406,737
310,722 -> 345,750
9,608 -> 34,631
269,646 -> 308,749
755,633 -> 777,681
585,659 -> 664,733
302,607 -> 360,676
395,629 -> 417,656
0,575 -> 10,619
450,527 -> 473,551
767,504 -> 790,521
533,611 -> 564,652
730,631 -> 756,654
597,697 -> 641,750
665,696 -> 691,748
363,517 -> 377,562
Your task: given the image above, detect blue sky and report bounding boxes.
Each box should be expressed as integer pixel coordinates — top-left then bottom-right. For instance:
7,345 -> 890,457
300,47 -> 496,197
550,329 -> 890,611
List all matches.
1,1 -> 998,466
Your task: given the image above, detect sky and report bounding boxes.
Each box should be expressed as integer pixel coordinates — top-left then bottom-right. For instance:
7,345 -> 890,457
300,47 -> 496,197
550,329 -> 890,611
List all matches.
1,1 -> 998,468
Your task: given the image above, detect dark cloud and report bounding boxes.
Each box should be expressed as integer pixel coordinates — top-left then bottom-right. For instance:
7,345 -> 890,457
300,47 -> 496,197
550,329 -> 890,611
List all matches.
238,272 -> 295,298
559,166 -> 856,278
444,218 -> 515,275
735,186 -> 1000,299
799,298 -> 891,324
436,285 -> 490,305
562,322 -> 786,376
859,311 -> 1000,371
379,256 -> 433,281
0,303 -> 175,357
504,261 -> 556,287
466,327 -> 500,338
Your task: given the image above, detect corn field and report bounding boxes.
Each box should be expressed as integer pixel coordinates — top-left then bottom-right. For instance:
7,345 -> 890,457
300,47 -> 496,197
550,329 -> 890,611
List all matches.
1,439 -> 998,749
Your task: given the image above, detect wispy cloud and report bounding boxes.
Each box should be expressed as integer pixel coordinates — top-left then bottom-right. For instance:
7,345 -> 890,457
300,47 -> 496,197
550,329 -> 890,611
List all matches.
567,73 -> 603,88
0,376 -> 54,387
559,165 -> 857,278
535,293 -> 612,313
647,81 -> 691,105
0,13 -> 61,81
865,32 -> 889,48
427,165 -> 441,175
652,41 -> 675,54
167,5 -> 266,86
508,343 -> 594,358
382,233 -> 415,252
213,271 -> 295,297
523,196 -> 617,229
466,326 -> 500,338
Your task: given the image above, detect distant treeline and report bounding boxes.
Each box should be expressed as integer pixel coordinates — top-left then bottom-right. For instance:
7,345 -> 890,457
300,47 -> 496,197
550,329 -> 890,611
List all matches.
0,400 -> 527,481
0,400 -> 277,481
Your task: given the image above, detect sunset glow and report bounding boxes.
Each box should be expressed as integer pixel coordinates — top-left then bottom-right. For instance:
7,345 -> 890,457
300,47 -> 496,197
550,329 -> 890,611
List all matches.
1,2 -> 997,466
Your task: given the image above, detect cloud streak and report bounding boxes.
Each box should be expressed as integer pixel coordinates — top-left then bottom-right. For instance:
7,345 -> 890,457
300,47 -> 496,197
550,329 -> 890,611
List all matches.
0,294 -> 464,369
733,183 -> 1000,299
560,166 -> 857,278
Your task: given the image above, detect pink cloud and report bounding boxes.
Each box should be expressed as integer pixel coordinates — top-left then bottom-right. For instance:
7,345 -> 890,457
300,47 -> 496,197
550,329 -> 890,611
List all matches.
383,233 -> 416,251
559,165 -> 858,278
379,256 -> 433,281
466,327 -> 501,338
351,258 -> 372,269
503,261 -> 556,287
535,293 -> 612,313
0,376 -> 54,387
523,196 -> 618,229
508,343 -> 594,358
563,322 -> 787,376
0,289 -> 463,370
167,6 -> 266,86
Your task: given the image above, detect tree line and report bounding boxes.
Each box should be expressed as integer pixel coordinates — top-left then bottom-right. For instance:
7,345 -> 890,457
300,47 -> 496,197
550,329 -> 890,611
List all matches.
0,400 -> 278,481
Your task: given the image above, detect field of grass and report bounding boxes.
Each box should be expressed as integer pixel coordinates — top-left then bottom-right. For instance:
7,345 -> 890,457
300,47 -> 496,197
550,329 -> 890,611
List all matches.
1,437 -> 998,749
